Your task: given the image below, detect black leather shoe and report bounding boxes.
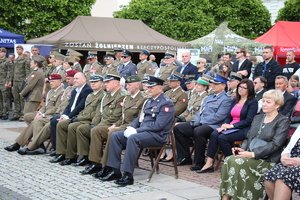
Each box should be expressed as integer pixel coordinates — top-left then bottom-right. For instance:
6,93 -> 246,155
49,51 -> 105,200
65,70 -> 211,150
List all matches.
71,157 -> 90,166
93,167 -> 109,178
10,116 -> 19,121
44,150 -> 56,156
4,143 -> 20,152
196,165 -> 214,173
2,116 -> 8,120
17,148 -> 29,155
190,163 -> 204,171
114,175 -> 134,186
50,154 -> 65,163
99,170 -> 121,181
26,147 -> 46,155
177,157 -> 192,166
59,158 -> 77,165
160,158 -> 174,162
80,164 -> 102,175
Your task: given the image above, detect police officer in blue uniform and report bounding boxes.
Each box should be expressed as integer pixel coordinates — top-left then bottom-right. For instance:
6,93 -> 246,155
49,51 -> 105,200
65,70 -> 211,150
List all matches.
118,49 -> 138,79
97,75 -> 175,186
174,73 -> 232,171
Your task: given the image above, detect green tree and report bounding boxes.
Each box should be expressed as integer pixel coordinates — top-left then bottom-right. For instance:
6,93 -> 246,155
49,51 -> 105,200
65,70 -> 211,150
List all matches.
0,0 -> 95,40
113,0 -> 216,42
276,0 -> 300,22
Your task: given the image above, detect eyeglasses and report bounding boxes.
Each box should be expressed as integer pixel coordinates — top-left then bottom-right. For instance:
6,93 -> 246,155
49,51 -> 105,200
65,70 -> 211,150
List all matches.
121,56 -> 128,58
238,86 -> 248,90
236,52 -> 241,54
253,82 -> 261,84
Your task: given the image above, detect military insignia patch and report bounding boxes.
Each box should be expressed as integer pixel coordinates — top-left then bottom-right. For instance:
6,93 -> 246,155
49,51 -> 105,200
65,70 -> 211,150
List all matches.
31,74 -> 35,78
164,107 -> 170,112
149,68 -> 152,71
182,98 -> 186,103
135,71 -> 138,74
120,101 -> 124,106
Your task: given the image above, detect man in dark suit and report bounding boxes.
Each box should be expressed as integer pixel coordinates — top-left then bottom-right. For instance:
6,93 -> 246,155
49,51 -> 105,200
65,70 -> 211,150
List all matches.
118,49 -> 138,79
50,72 -> 93,163
176,52 -> 198,90
97,76 -> 175,186
231,48 -> 252,79
254,76 -> 267,113
275,75 -> 297,116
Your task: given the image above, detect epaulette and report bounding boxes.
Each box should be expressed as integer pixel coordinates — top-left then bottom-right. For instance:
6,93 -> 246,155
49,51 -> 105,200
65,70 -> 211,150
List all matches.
173,62 -> 178,66
160,62 -> 166,66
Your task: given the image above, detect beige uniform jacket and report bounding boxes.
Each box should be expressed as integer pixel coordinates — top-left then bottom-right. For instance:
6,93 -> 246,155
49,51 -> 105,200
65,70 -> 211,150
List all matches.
158,63 -> 178,91
39,86 -> 65,117
137,60 -> 154,79
165,87 -> 188,116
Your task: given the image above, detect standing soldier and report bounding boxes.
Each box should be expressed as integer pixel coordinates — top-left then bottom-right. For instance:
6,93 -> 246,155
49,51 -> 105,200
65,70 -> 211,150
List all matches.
83,51 -> 104,82
30,46 -> 48,67
113,49 -> 123,69
66,49 -> 83,72
165,72 -> 188,116
52,54 -> 66,80
0,47 -> 13,120
137,49 -> 153,79
103,51 -> 117,75
157,51 -> 179,92
9,45 -> 31,121
118,50 -> 138,79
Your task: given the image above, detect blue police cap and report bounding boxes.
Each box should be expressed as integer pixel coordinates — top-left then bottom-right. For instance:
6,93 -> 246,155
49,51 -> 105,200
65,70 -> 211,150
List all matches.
122,49 -> 133,57
210,73 -> 228,84
113,49 -> 123,53
140,49 -> 150,56
146,76 -> 165,87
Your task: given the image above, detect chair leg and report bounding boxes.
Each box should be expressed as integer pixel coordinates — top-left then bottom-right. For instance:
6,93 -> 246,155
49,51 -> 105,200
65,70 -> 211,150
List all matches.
147,147 -> 165,182
170,134 -> 178,179
136,148 -> 144,168
215,153 -> 224,170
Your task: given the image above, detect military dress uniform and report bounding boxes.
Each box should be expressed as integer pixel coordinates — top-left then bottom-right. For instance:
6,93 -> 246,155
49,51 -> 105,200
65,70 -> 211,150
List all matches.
83,62 -> 104,82
51,66 -> 66,81
157,63 -> 179,91
103,63 -> 118,76
118,61 -> 138,79
76,88 -> 124,159
15,84 -> 64,149
11,55 -> 31,118
112,58 -> 122,69
0,56 -> 13,118
137,60 -> 153,79
20,67 -> 45,114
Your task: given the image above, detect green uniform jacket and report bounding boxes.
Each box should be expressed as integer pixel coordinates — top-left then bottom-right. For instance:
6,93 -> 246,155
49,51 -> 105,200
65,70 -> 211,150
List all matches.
77,89 -> 106,123
158,63 -> 178,91
83,62 -> 105,81
12,56 -> 31,82
20,68 -> 45,102
137,60 -> 154,79
112,59 -> 122,68
92,88 -> 125,126
56,86 -> 75,115
51,66 -> 66,82
180,91 -> 208,122
103,64 -> 118,76
39,85 -> 65,117
73,62 -> 82,72
45,64 -> 56,78
165,87 -> 188,116
114,91 -> 146,127
0,57 -> 13,84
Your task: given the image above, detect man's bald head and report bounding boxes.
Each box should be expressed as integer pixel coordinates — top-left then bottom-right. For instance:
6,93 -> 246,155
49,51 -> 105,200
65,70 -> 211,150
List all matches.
182,51 -> 191,65
73,72 -> 87,88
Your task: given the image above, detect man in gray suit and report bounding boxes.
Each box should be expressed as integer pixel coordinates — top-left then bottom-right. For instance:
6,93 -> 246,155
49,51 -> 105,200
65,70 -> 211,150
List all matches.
174,73 -> 232,171
97,76 -> 175,186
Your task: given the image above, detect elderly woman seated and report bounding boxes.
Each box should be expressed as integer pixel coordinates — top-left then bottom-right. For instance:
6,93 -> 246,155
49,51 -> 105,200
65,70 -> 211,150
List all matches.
219,89 -> 290,200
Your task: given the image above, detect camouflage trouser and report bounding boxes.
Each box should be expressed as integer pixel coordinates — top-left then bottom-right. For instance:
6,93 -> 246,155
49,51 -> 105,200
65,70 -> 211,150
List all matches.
0,84 -> 10,116
12,81 -> 24,117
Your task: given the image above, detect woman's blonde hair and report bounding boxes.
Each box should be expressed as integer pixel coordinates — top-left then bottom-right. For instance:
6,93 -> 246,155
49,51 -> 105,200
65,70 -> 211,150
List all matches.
197,57 -> 207,65
263,89 -> 284,107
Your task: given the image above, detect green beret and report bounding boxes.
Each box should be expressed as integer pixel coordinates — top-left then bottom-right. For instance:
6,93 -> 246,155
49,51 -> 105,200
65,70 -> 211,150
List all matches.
125,75 -> 141,83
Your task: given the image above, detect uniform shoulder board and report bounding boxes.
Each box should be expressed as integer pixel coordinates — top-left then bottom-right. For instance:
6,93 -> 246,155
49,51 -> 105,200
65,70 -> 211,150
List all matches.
172,62 -> 178,66
27,59 -> 31,62
160,62 -> 166,66
97,62 -> 103,66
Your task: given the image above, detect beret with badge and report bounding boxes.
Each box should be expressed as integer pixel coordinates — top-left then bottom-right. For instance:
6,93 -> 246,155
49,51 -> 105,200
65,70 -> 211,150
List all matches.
65,70 -> 78,77
48,74 -> 62,80
125,75 -> 141,83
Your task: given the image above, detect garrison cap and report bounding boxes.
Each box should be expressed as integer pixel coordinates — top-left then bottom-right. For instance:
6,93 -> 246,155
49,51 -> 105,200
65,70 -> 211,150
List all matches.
54,54 -> 65,62
140,49 -> 150,56
146,76 -> 165,87
125,75 -> 141,83
196,77 -> 209,85
64,56 -> 75,63
167,71 -> 184,81
113,49 -> 123,53
65,70 -> 78,77
87,51 -> 97,59
48,74 -> 62,80
210,73 -> 228,84
0,47 -> 7,53
104,51 -> 115,60
32,55 -> 46,63
90,75 -> 104,82
122,49 -> 133,57
184,74 -> 196,84
16,45 -> 23,49
50,51 -> 59,56
228,72 -> 242,81
66,49 -> 83,57
104,71 -> 121,82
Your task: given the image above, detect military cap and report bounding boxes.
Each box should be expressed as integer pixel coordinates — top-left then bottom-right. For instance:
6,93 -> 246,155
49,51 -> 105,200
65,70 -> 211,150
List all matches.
32,55 -> 46,63
125,75 -> 141,83
104,71 -> 121,82
0,47 -> 7,53
142,74 -> 151,83
66,49 -> 83,57
122,49 -> 133,57
65,70 -> 78,77
48,74 -> 62,80
16,45 -> 23,49
64,56 -> 75,63
87,51 -> 97,59
54,54 -> 65,62
164,51 -> 175,58
90,75 -> 104,82
167,71 -> 184,81
228,72 -> 242,81
50,51 -> 59,56
184,74 -> 196,84
202,74 -> 213,82
210,73 -> 228,84
196,77 -> 209,85
146,76 -> 165,87
114,49 -> 123,53
104,51 -> 115,60
140,49 -> 150,56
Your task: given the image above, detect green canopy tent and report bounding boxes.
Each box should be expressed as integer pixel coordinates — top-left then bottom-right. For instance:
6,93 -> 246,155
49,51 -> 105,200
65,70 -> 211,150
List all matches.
187,22 -> 269,65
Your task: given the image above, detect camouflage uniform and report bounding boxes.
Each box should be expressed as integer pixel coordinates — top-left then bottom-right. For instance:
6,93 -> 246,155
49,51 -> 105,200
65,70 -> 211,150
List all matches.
0,57 -> 13,117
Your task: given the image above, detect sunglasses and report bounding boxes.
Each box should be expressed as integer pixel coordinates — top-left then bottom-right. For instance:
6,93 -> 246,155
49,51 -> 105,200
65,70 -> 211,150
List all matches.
197,62 -> 203,64
236,52 -> 241,54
